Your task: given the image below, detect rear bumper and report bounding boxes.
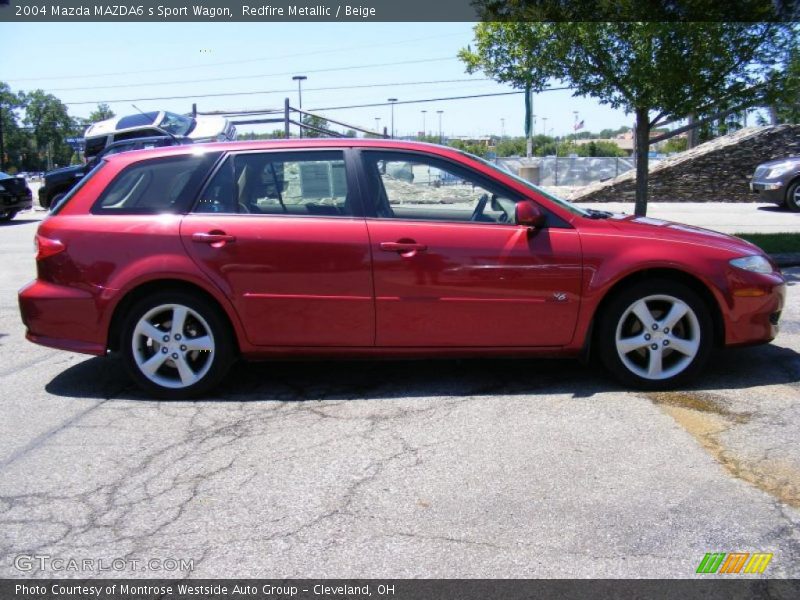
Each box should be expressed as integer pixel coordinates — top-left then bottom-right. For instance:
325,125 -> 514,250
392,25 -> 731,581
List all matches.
0,191 -> 32,212
18,280 -> 108,356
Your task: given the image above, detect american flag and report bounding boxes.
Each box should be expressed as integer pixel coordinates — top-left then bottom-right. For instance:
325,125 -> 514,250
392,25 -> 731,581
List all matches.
573,120 -> 585,131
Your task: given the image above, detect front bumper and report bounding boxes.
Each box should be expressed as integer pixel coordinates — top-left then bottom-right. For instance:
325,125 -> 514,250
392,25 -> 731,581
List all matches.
750,180 -> 785,204
723,268 -> 786,347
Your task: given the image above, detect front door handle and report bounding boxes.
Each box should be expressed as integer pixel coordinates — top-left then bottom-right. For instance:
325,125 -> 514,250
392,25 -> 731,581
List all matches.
380,241 -> 427,253
191,231 -> 236,246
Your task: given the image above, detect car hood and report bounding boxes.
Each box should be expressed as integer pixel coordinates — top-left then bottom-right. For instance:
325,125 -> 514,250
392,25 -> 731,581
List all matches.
189,116 -> 229,140
755,156 -> 799,168
604,214 -> 765,257
45,165 -> 85,180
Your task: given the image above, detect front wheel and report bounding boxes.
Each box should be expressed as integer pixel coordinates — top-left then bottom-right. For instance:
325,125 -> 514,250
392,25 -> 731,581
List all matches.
596,280 -> 713,389
784,180 -> 800,213
120,292 -> 234,399
0,210 -> 18,222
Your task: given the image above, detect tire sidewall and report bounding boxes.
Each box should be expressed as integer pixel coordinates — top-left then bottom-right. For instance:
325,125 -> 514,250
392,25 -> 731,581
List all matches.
785,180 -> 800,212
120,291 -> 234,399
596,280 -> 714,389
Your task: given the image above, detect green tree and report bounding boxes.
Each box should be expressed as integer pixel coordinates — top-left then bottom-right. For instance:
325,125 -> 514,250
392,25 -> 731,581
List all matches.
661,137 -> 688,154
460,20 -> 794,215
22,90 -> 76,169
301,114 -> 333,137
769,47 -> 800,124
87,103 -> 115,124
448,139 -> 489,158
0,82 -> 27,171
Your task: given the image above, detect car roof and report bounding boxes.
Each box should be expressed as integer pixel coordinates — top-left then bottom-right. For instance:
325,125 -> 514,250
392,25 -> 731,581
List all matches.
101,138 -> 467,165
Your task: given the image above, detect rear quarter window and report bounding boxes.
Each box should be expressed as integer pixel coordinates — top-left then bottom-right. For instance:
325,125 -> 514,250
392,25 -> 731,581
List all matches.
92,152 -> 220,214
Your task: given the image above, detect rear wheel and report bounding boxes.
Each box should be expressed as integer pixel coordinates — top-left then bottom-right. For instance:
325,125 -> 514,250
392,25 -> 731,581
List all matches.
48,192 -> 66,211
596,280 -> 713,389
120,291 -> 234,399
784,180 -> 800,212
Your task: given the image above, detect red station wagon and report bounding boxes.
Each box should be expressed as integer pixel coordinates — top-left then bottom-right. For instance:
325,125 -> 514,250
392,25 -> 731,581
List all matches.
19,140 -> 785,398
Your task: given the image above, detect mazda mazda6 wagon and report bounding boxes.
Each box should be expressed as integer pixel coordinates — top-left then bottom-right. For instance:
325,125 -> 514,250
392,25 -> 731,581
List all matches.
19,140 -> 785,398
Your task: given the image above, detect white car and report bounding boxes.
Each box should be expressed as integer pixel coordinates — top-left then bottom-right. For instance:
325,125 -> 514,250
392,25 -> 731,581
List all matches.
84,111 -> 237,158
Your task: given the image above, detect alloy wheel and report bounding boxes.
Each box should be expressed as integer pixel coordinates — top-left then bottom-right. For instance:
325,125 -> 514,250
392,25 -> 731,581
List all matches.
131,303 -> 215,389
614,294 -> 701,380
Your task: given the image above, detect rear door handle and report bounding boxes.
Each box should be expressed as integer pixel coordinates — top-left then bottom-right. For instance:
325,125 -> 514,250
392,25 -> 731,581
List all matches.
380,241 -> 427,253
191,232 -> 236,244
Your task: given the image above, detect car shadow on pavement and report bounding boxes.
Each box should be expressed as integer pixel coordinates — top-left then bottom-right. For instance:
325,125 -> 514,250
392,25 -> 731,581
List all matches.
45,343 -> 800,402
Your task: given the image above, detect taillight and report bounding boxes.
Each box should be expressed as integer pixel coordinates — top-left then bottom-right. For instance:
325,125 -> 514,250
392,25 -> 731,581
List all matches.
35,234 -> 65,260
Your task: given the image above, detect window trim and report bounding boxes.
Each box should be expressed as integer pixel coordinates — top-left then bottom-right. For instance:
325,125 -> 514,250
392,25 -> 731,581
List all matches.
355,148 -> 571,229
189,148 -> 366,219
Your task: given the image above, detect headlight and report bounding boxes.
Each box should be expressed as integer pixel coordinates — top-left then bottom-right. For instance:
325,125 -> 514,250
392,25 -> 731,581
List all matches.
765,162 -> 796,179
730,255 -> 773,274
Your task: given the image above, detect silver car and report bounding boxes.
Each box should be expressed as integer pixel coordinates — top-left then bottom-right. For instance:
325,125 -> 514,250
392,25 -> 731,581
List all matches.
750,156 -> 800,212
84,111 -> 237,159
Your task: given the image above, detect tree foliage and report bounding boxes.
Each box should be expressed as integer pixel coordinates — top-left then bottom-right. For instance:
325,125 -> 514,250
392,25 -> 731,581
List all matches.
22,90 -> 77,169
87,103 -> 115,124
460,20 -> 795,214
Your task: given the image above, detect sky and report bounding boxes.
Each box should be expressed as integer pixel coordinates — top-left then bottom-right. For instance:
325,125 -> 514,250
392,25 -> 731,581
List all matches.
0,22 -> 640,138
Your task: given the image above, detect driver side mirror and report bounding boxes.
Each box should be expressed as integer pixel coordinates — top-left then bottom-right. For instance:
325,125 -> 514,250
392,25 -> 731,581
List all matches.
515,200 -> 546,229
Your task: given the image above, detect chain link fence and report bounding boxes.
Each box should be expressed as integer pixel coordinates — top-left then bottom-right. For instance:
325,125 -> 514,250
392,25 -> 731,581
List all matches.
496,156 -> 665,187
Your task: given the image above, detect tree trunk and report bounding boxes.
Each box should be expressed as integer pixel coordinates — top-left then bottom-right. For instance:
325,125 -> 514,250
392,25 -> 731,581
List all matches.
634,107 -> 650,216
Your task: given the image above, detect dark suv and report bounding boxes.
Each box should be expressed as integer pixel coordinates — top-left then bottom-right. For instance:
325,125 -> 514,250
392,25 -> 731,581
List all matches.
39,136 -> 191,209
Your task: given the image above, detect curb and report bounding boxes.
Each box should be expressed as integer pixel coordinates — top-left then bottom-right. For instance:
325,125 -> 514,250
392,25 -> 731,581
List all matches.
771,253 -> 800,268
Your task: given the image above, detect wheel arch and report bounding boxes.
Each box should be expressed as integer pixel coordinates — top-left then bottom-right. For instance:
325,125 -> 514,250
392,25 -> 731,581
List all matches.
107,278 -> 241,354
588,267 -> 725,353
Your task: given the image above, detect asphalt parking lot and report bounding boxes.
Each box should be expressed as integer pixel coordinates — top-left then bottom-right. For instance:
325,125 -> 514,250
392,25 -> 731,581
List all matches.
0,210 -> 798,578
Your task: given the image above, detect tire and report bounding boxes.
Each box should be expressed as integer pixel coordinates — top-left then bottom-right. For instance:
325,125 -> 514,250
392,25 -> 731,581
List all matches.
120,291 -> 234,399
0,210 -> 18,222
48,192 -> 66,211
596,279 -> 714,390
784,180 -> 800,213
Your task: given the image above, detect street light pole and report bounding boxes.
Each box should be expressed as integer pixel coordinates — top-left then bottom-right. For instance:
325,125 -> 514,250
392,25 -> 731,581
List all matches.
292,75 -> 307,137
421,110 -> 427,139
437,110 -> 444,144
387,98 -> 398,139
375,117 -> 381,137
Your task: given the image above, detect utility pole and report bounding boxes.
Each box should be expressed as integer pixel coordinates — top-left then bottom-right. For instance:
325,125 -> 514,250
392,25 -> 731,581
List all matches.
421,110 -> 427,139
292,75 -> 307,137
437,110 -> 444,144
388,98 -> 398,139
500,118 -> 505,138
542,117 -> 548,137
375,117 -> 381,137
526,87 -> 534,158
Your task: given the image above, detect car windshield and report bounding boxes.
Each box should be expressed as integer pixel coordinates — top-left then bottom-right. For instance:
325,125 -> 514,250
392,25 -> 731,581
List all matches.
454,149 -> 591,217
158,112 -> 195,136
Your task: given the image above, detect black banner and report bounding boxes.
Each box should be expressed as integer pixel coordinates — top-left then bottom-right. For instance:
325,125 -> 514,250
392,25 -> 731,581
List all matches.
1,0 -> 799,22
2,579 -> 800,600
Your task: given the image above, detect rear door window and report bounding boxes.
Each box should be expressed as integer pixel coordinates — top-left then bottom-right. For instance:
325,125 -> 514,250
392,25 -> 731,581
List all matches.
193,150 -> 357,217
92,152 -> 220,214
